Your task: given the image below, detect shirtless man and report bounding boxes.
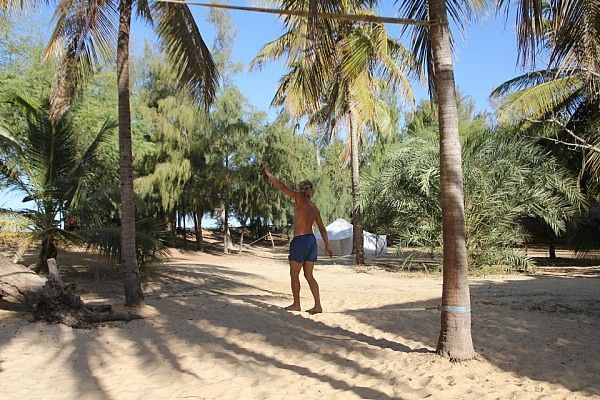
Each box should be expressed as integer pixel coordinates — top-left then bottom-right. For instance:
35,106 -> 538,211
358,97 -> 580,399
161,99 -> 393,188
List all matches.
262,164 -> 333,314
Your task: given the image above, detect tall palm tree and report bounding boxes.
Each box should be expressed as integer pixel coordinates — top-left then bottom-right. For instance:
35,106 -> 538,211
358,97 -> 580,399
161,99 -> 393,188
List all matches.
393,0 -> 547,359
39,0 -> 219,305
423,0 -> 476,359
253,1 -> 418,265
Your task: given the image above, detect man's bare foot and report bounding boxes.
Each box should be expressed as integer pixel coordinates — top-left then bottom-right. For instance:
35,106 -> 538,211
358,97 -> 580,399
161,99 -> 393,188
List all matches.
306,307 -> 322,314
284,304 -> 301,311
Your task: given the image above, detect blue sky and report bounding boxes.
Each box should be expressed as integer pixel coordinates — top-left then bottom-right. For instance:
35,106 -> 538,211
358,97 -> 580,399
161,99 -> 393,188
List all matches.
1,1 -> 525,211
10,1 -> 524,114
124,2 -> 523,115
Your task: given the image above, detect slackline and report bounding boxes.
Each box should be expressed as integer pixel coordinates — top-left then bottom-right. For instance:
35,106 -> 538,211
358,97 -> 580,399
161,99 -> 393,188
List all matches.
155,0 -> 432,26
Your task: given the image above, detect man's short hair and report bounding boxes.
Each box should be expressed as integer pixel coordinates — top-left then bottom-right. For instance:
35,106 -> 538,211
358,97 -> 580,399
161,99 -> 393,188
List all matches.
298,180 -> 315,198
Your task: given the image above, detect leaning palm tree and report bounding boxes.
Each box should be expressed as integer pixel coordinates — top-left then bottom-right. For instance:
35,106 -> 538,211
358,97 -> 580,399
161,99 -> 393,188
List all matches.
0,91 -> 115,273
38,0 -> 219,305
253,1 -> 418,265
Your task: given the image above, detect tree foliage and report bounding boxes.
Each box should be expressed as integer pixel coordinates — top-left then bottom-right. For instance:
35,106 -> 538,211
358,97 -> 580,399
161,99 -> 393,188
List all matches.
0,91 -> 115,271
360,100 -> 584,270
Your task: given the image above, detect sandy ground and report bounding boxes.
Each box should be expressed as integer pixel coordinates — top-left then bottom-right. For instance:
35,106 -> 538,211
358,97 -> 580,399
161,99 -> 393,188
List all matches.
1,246 -> 599,400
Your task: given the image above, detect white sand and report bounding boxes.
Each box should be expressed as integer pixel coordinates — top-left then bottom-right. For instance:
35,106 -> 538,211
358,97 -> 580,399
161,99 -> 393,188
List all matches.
1,248 -> 599,399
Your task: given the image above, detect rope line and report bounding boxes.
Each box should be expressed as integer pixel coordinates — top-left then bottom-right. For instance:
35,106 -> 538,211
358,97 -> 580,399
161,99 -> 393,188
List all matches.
155,0 -> 432,26
247,234 -> 270,246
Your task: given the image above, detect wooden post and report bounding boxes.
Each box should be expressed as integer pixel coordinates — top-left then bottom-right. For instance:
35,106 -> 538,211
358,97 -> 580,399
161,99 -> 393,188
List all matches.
268,231 -> 275,248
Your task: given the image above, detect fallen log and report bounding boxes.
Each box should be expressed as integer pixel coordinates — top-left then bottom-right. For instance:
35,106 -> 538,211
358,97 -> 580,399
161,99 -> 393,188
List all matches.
0,254 -> 143,328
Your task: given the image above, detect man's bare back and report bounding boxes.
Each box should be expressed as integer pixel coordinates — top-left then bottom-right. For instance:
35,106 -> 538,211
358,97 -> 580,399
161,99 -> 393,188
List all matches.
293,196 -> 320,236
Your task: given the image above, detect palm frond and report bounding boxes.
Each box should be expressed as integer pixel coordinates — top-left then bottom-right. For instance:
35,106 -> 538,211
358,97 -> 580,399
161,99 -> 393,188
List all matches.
0,159 -> 31,199
0,208 -> 31,235
397,0 -> 488,91
45,0 -> 119,121
136,0 -> 153,22
491,69 -> 562,97
548,0 -> 600,76
496,75 -> 585,123
153,0 -> 219,107
67,118 -> 117,209
0,89 -> 41,119
0,125 -> 20,150
250,32 -> 294,70
497,0 -> 545,66
80,218 -> 172,271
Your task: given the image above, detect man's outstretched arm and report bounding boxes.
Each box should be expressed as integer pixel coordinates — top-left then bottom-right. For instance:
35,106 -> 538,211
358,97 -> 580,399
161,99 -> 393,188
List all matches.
315,211 -> 333,257
262,163 -> 298,199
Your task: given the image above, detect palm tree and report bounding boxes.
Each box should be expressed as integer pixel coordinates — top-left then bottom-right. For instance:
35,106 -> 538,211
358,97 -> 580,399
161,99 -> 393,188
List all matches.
0,91 -> 116,273
253,1 -> 417,265
253,0 -> 475,355
424,0 -> 476,360
39,0 -> 219,305
391,0 -> 549,358
488,0 -> 600,260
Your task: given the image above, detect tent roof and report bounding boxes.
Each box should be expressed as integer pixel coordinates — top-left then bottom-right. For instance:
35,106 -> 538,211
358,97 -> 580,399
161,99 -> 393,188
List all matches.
313,218 -> 353,240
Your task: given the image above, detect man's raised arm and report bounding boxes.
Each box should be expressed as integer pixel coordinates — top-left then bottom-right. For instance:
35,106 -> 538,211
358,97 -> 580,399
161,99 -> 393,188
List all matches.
262,163 -> 298,199
315,211 -> 333,257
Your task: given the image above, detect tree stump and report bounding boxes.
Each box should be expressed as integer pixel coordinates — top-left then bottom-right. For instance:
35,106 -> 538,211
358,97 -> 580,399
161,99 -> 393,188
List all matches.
0,254 -> 143,328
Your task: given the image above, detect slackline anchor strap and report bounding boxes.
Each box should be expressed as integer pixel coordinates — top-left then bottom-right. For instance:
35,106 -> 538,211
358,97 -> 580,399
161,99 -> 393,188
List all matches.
439,305 -> 471,313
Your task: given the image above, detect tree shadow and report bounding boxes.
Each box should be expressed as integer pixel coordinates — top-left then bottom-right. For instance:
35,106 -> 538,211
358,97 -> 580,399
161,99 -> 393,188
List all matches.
4,248 -> 598,398
121,283 -> 435,399
346,274 -> 600,396
0,254 -> 446,399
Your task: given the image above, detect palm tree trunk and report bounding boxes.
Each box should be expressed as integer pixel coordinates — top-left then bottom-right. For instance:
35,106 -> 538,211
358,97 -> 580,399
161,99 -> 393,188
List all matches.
38,237 -> 57,274
429,0 -> 475,360
170,211 -> 177,235
37,209 -> 57,274
350,115 -> 365,265
117,0 -> 144,307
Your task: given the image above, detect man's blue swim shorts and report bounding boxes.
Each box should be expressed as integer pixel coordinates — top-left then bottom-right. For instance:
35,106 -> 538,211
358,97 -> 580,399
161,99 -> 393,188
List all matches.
289,233 -> 318,263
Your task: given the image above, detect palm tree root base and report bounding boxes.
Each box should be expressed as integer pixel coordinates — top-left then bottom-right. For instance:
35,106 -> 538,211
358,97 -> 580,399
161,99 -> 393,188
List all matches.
436,311 -> 476,361
0,255 -> 144,329
32,281 -> 144,328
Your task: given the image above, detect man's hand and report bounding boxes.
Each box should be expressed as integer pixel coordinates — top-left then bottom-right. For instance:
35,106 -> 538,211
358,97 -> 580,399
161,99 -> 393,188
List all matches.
325,246 -> 333,257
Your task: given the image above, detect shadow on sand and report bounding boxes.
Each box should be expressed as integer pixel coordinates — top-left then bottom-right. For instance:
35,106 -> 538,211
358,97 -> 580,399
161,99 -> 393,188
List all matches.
1,252 -> 599,398
346,274 -> 600,396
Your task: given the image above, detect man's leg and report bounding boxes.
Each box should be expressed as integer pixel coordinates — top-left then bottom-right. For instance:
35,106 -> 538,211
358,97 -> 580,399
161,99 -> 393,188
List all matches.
285,260 -> 303,311
303,261 -> 322,314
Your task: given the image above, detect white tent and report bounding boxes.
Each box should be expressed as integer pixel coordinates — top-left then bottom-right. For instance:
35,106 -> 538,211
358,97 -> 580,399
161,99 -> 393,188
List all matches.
314,218 -> 387,256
